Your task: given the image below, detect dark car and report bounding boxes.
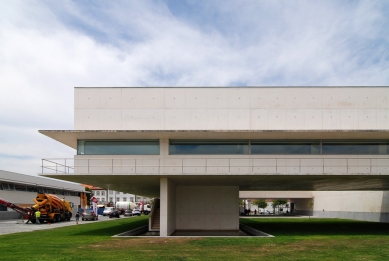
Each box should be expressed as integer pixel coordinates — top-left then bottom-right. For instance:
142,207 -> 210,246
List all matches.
124,209 -> 133,216
109,208 -> 120,218
82,209 -> 98,221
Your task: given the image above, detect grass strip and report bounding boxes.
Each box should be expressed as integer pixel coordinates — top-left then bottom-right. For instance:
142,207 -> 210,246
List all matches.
0,217 -> 388,261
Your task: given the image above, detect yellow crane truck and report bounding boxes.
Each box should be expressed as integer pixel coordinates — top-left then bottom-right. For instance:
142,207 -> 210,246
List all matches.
0,193 -> 74,223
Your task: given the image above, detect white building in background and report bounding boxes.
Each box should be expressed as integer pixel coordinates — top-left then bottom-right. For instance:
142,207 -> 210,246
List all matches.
89,186 -> 150,205
40,87 -> 389,236
0,169 -> 84,220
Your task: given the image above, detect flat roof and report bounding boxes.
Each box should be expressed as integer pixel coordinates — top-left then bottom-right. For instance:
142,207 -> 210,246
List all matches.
0,169 -> 84,192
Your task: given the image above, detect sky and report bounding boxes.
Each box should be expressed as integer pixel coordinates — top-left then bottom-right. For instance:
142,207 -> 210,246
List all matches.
0,0 -> 389,176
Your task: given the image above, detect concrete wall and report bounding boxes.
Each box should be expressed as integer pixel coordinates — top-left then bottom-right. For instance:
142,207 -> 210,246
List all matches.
74,87 -> 389,131
176,186 -> 239,231
313,210 -> 389,222
313,191 -> 386,213
0,212 -> 21,220
290,191 -> 389,222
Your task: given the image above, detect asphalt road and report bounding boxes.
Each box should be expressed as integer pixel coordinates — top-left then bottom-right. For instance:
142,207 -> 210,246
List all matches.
0,215 -> 134,236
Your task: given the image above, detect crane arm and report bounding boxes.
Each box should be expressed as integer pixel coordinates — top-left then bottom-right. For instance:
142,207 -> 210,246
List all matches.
0,198 -> 33,216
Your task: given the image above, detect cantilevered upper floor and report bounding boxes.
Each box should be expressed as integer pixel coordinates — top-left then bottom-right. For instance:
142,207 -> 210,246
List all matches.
39,87 -> 389,196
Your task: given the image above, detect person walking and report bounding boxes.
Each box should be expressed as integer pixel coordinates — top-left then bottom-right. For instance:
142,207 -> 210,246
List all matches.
75,212 -> 80,224
35,210 -> 41,225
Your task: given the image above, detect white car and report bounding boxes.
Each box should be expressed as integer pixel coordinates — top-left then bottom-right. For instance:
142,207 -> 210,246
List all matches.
102,207 -> 114,216
132,209 -> 141,216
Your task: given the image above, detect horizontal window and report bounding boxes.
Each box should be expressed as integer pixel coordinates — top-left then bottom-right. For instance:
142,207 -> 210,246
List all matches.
322,143 -> 383,155
77,140 -> 160,155
27,186 -> 38,192
38,187 -> 48,193
170,140 -> 249,155
1,183 -> 14,191
251,142 -> 320,155
15,185 -> 27,191
169,140 -> 388,155
0,183 -> 78,196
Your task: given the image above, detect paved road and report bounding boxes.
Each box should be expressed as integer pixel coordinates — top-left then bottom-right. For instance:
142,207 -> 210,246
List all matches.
0,215 -> 134,236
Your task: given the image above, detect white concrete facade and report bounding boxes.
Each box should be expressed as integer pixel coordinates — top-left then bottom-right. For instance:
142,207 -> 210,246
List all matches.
74,87 -> 389,131
40,87 -> 389,235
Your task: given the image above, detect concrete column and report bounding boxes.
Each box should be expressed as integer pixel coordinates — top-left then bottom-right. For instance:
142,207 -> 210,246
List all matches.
160,177 -> 176,237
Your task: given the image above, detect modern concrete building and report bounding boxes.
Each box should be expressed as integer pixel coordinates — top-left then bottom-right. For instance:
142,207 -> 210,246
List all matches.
0,170 -> 85,220
40,87 -> 389,236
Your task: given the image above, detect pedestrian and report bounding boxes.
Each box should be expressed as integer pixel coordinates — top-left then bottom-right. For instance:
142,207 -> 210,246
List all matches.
254,209 -> 257,215
75,211 -> 80,224
35,210 -> 41,225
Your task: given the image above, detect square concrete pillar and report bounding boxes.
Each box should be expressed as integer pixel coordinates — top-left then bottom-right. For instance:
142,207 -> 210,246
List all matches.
160,178 -> 176,237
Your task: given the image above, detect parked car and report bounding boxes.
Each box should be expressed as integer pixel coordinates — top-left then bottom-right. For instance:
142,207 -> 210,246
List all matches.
109,208 -> 120,218
124,209 -> 133,216
103,207 -> 114,216
132,208 -> 141,216
82,209 -> 98,221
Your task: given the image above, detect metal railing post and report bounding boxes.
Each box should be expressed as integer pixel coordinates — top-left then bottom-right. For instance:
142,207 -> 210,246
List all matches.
299,158 -> 301,174
206,158 -> 207,174
229,158 -> 231,173
370,158 -> 372,174
276,158 -> 278,174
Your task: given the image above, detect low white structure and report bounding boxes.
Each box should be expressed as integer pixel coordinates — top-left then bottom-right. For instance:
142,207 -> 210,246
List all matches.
0,170 -> 84,220
40,87 -> 389,236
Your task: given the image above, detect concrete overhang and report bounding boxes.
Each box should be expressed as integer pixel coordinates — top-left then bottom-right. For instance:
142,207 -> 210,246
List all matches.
39,130 -> 389,150
40,173 -> 389,198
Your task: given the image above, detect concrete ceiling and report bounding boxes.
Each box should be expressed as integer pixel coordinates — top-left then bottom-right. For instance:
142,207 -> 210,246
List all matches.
40,174 -> 389,198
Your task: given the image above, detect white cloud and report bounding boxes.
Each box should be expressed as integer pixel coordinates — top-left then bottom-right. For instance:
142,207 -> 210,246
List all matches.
0,0 -> 388,175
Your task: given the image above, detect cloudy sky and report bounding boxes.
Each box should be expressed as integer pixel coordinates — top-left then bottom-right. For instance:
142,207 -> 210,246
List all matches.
1,0 -> 388,176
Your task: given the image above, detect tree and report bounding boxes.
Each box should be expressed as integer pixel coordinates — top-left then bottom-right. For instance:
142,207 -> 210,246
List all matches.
252,199 -> 267,213
85,187 -> 92,206
308,199 -> 314,219
272,199 -> 288,214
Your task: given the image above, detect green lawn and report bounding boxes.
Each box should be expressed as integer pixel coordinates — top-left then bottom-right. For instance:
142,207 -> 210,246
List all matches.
0,216 -> 388,261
